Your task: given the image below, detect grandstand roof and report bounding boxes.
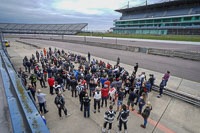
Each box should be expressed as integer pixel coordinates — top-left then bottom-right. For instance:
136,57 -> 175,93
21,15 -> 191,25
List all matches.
116,0 -> 200,13
0,23 -> 88,35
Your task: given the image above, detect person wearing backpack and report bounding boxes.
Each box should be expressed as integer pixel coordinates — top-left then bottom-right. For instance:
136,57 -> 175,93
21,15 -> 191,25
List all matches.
93,87 -> 101,113
117,104 -> 129,133
141,101 -> 152,128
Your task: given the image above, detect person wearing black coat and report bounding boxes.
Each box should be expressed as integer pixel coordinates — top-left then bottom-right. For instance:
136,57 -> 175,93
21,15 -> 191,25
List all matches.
134,63 -> 138,74
83,93 -> 91,118
127,88 -> 138,111
55,74 -> 64,91
26,61 -> 31,73
141,102 -> 152,128
117,104 -> 129,133
148,74 -> 155,92
54,92 -> 69,118
79,88 -> 86,111
70,78 -> 78,97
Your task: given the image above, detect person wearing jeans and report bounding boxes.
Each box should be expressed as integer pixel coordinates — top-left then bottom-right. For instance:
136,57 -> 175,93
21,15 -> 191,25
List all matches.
138,93 -> 146,114
158,77 -> 166,98
141,102 -> 152,128
83,93 -> 91,118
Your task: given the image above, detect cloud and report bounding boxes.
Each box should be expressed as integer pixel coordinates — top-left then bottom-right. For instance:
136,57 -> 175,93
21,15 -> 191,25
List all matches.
0,0 -> 160,30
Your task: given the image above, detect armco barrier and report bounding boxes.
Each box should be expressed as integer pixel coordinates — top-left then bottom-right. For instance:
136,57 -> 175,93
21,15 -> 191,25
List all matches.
0,46 -> 49,132
19,37 -> 200,61
0,55 -> 26,132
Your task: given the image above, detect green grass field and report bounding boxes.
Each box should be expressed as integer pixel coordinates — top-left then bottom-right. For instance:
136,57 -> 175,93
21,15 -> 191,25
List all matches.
78,33 -> 200,42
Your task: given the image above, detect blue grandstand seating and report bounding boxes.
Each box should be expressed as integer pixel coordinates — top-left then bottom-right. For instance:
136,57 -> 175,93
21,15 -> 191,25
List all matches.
165,8 -> 190,17
191,7 -> 200,14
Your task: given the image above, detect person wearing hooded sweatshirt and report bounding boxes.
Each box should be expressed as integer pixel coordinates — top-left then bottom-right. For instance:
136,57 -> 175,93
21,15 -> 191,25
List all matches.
93,87 -> 101,113
101,84 -> 109,108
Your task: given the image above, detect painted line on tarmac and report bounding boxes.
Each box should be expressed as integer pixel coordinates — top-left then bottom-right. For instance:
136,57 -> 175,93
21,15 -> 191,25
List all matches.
130,109 -> 175,133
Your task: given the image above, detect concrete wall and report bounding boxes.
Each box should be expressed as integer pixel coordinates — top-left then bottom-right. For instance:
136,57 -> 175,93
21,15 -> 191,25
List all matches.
20,37 -> 200,61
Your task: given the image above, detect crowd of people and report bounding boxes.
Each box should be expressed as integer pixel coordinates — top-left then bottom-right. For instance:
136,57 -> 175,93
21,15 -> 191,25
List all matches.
18,47 -> 170,133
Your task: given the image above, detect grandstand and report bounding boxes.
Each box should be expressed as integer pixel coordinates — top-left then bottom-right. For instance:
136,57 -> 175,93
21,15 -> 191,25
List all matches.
113,0 -> 200,35
0,23 -> 88,35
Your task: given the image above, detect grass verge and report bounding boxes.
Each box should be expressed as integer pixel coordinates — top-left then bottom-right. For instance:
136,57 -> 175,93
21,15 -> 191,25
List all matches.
78,33 -> 200,42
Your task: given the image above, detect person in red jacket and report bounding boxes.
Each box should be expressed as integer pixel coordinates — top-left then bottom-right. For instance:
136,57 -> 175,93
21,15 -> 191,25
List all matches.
101,84 -> 109,107
48,76 -> 55,95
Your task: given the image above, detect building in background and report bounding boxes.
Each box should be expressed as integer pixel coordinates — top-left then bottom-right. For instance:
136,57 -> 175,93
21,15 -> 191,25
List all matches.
113,0 -> 200,35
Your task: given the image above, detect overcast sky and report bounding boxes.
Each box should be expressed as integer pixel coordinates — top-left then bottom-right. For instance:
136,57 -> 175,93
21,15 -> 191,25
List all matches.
0,0 -> 162,31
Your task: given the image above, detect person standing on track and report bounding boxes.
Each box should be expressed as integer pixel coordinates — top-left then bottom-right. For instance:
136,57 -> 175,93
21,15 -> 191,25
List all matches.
117,57 -> 120,66
48,76 -> 55,95
29,72 -> 37,88
43,48 -> 46,57
134,63 -> 138,74
83,93 -> 91,118
117,104 -> 129,133
37,89 -> 48,114
141,101 -> 152,129
102,105 -> 116,133
93,87 -> 101,113
101,84 -> 109,108
157,77 -> 166,98
163,71 -> 170,87
88,52 -> 91,63
54,92 -> 70,119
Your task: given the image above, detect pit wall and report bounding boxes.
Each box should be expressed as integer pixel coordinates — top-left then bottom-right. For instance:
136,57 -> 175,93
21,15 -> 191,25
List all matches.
19,37 -> 200,61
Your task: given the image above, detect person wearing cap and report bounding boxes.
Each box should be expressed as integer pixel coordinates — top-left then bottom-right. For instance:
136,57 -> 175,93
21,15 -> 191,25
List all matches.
36,89 -> 48,114
141,101 -> 152,128
101,84 -> 109,108
54,92 -> 69,119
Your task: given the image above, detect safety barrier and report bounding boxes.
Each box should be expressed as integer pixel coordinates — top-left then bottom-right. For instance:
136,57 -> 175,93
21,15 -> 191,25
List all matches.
0,38 -> 50,132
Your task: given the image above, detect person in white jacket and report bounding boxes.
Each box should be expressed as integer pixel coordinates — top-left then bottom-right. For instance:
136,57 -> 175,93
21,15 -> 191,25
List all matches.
93,87 -> 101,113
